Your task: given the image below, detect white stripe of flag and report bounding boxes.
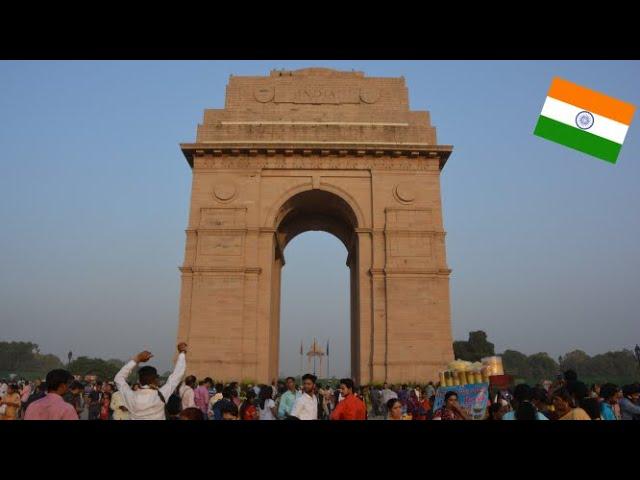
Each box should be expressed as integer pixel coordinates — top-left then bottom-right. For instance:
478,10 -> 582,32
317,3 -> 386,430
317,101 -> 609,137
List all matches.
540,97 -> 629,145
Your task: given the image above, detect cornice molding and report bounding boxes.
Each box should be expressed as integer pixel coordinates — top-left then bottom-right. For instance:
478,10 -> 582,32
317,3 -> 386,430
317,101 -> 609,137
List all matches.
181,142 -> 452,170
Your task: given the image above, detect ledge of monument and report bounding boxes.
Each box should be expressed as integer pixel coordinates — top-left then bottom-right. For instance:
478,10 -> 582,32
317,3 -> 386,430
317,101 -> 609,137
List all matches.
270,67 -> 365,78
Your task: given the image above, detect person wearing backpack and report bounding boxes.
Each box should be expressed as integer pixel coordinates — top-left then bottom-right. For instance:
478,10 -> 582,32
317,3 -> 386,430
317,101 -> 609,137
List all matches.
165,384 -> 184,420
114,342 -> 187,420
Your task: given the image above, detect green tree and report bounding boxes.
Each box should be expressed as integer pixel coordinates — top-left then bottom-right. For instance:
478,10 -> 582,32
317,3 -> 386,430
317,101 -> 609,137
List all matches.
586,350 -> 638,383
452,340 -> 474,361
0,341 -> 64,376
68,356 -> 121,381
559,349 -> 591,376
468,331 -> 495,359
502,349 -> 531,379
453,331 -> 495,362
0,341 -> 39,371
528,352 -> 559,382
106,358 -> 125,369
31,353 -> 64,372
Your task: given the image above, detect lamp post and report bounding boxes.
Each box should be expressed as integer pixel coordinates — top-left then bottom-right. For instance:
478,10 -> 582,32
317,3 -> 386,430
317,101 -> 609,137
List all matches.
634,344 -> 640,368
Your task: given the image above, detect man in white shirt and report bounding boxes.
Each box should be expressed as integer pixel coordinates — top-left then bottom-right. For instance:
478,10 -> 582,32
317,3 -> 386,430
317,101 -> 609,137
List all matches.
114,342 -> 187,420
290,373 -> 318,420
179,375 -> 197,410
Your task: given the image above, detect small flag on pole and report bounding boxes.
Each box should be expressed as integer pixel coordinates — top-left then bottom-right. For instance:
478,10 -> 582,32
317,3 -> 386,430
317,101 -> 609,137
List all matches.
326,339 -> 329,356
300,340 -> 303,356
534,77 -> 635,164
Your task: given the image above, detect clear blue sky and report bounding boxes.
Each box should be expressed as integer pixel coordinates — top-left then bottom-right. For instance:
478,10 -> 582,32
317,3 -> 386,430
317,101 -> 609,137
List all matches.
1,61 -> 638,377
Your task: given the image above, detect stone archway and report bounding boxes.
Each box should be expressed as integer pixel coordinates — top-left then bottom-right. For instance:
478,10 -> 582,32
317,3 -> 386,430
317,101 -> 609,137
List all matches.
176,68 -> 455,385
270,189 -> 360,381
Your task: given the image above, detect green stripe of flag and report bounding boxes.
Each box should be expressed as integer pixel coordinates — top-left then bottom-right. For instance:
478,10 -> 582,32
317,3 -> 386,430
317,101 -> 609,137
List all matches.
534,116 -> 622,164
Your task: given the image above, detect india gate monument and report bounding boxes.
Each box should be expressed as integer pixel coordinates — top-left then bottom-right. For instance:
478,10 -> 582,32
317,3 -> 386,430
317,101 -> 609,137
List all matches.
176,68 -> 454,385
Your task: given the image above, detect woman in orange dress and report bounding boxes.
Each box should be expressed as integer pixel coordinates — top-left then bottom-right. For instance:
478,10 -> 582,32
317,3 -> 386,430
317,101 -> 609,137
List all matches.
239,390 -> 258,420
0,384 -> 22,420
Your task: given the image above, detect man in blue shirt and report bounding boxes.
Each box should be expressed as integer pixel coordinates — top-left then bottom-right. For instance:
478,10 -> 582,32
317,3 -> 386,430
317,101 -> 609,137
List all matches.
212,386 -> 235,420
619,384 -> 640,420
277,376 -> 301,419
599,383 -> 619,420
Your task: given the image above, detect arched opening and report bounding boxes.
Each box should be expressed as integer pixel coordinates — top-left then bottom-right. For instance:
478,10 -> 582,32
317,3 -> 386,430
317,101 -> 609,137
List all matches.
279,232 -> 350,379
270,189 -> 360,382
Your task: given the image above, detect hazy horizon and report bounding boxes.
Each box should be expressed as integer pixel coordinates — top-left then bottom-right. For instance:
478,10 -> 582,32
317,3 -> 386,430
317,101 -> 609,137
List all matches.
1,60 -> 639,377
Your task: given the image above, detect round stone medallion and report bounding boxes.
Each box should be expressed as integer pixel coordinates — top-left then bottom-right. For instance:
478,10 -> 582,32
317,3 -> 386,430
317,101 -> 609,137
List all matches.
213,183 -> 237,202
254,86 -> 275,103
359,87 -> 380,104
394,182 -> 416,203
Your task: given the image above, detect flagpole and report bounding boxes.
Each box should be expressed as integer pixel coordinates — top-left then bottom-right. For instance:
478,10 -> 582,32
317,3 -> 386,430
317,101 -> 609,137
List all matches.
327,338 -> 330,380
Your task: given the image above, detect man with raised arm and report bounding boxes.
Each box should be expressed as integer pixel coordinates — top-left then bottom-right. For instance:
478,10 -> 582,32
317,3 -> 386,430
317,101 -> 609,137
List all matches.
114,342 -> 187,420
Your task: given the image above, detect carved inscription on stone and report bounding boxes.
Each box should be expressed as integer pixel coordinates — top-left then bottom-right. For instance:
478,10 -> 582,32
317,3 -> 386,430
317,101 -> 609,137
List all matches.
198,234 -> 244,256
389,234 -> 432,258
199,208 -> 246,228
385,208 -> 436,269
385,208 -> 433,230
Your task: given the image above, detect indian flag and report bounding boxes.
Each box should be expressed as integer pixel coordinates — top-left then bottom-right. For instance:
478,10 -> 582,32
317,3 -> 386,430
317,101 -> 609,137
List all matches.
534,77 -> 635,164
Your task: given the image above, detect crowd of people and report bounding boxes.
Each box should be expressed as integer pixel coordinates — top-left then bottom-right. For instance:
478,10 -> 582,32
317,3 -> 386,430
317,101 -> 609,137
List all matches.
1,343 -> 639,421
